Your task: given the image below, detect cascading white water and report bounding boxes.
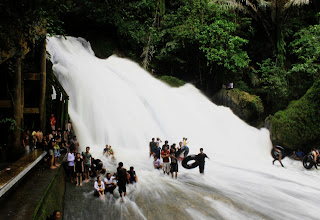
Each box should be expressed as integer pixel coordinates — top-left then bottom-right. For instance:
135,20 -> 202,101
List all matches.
47,36 -> 320,220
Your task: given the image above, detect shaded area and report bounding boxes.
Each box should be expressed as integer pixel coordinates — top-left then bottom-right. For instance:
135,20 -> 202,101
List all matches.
0,154 -> 62,219
0,150 -> 46,193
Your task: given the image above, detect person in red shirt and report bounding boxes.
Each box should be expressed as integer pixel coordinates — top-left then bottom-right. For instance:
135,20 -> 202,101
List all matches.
161,146 -> 170,175
50,114 -> 56,131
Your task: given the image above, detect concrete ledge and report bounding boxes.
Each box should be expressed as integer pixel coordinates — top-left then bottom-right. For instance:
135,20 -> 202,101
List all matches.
33,155 -> 66,220
0,150 -> 47,198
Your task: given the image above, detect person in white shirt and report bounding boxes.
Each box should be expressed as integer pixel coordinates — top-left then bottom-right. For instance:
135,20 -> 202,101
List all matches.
156,137 -> 162,145
67,149 -> 75,182
153,156 -> 162,169
104,173 -> 116,194
94,176 -> 105,198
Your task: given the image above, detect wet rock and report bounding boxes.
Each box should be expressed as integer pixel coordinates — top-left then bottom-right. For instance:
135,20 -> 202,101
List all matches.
212,88 -> 264,126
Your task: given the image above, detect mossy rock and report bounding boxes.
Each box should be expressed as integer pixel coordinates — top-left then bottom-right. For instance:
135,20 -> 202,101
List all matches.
270,80 -> 320,150
159,75 -> 185,87
212,88 -> 264,125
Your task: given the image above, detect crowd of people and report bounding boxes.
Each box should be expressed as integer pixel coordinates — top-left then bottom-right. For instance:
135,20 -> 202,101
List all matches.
149,137 -> 209,176
92,162 -> 137,201
22,114 -> 74,170
65,142 -> 138,202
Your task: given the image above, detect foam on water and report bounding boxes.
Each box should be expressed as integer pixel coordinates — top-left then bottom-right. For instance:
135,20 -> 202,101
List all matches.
47,36 -> 320,220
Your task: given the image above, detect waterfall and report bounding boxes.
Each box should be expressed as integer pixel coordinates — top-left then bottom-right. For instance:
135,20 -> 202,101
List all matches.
47,36 -> 320,220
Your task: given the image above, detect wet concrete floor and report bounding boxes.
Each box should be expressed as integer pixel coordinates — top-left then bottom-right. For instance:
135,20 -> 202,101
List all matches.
0,155 -> 61,220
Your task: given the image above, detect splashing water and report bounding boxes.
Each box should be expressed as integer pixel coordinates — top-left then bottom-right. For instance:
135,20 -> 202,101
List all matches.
47,36 -> 320,220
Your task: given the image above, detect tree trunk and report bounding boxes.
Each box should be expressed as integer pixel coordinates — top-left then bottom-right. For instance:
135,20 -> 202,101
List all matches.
60,97 -> 64,130
39,38 -> 47,133
13,57 -> 22,152
141,9 -> 158,69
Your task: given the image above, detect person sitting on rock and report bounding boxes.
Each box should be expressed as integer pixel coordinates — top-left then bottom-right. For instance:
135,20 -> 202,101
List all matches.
94,176 -> 105,198
104,173 -> 116,194
293,149 -> 304,160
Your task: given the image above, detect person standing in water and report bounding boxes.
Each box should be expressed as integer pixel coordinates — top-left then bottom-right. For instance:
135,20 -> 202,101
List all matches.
154,142 -> 161,159
272,145 -> 285,167
74,153 -> 84,186
149,138 -> 156,157
310,148 -> 319,169
82,146 -> 93,183
117,162 -> 127,202
161,146 -> 170,175
170,147 -> 178,178
197,148 -> 209,174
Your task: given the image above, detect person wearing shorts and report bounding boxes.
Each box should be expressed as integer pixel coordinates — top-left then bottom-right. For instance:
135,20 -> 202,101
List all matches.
82,146 -> 92,183
49,139 -> 56,169
170,147 -> 178,178
117,162 -> 127,202
161,146 -> 170,175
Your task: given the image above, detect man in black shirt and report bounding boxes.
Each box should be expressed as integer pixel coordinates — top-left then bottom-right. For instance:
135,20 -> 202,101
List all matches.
116,162 -> 127,202
197,148 -> 209,174
149,138 -> 156,157
162,140 -> 169,151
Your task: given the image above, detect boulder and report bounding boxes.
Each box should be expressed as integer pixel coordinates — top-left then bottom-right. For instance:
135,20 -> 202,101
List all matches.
270,80 -> 320,150
212,88 -> 264,126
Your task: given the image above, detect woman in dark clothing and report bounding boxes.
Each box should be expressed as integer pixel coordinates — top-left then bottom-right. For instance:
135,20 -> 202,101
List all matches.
74,153 -> 84,186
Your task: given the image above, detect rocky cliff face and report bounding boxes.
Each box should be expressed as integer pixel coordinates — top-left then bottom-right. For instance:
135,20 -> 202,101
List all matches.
212,88 -> 264,126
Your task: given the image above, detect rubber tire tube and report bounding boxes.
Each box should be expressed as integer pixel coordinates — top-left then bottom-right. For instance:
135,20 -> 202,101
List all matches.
182,154 -> 200,169
303,155 -> 314,169
271,147 -> 286,160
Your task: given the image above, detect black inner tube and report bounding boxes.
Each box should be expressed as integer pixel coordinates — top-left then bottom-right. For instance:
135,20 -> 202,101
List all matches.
182,155 -> 200,169
271,146 -> 286,160
302,154 -> 314,169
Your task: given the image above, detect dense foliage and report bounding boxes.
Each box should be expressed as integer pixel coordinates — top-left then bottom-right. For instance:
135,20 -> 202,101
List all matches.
1,0 -> 320,148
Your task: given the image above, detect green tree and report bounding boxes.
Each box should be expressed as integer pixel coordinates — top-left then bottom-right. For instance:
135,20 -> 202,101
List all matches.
213,0 -> 311,66
253,58 -> 288,113
153,0 -> 250,91
288,21 -> 320,99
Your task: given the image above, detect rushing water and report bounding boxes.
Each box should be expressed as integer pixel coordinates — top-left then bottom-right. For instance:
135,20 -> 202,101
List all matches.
47,36 -> 320,220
